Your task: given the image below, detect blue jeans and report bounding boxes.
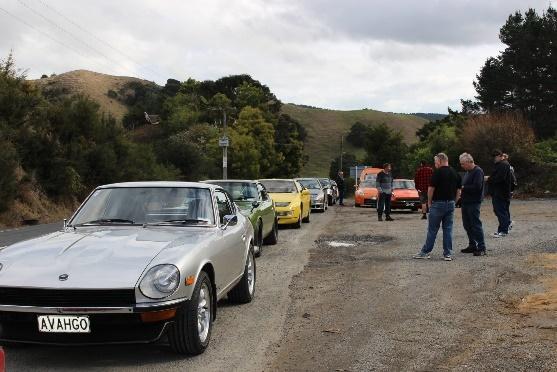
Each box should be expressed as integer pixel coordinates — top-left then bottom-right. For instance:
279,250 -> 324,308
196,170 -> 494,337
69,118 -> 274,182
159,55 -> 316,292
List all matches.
492,196 -> 510,233
377,192 -> 391,216
461,202 -> 486,250
421,200 -> 455,256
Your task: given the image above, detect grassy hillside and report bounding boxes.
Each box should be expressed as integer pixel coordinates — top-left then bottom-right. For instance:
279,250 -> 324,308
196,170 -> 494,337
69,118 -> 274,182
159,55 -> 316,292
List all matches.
30,72 -> 428,178
281,104 -> 428,177
32,70 -> 155,121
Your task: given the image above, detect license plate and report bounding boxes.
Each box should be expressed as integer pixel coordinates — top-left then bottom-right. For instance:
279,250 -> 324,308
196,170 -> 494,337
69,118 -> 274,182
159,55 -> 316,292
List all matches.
38,315 -> 90,333
405,202 -> 415,207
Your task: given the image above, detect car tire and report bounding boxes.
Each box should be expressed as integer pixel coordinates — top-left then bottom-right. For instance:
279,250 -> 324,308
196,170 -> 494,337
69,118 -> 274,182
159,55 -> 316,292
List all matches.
302,206 -> 310,223
168,271 -> 213,355
228,245 -> 256,304
263,219 -> 278,245
254,223 -> 262,257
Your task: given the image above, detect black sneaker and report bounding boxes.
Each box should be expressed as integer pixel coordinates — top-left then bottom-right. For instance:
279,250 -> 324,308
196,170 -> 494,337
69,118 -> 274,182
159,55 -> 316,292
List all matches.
378,216 -> 383,221
421,214 -> 427,220
461,246 -> 475,253
385,216 -> 394,221
473,250 -> 486,256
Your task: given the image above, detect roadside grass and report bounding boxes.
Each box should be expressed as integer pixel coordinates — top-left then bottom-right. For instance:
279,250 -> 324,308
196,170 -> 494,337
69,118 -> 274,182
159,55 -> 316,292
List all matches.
281,104 -> 427,177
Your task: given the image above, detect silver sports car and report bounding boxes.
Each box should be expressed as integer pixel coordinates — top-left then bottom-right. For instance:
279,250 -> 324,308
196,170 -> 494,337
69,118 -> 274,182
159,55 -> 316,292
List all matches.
0,182 -> 255,355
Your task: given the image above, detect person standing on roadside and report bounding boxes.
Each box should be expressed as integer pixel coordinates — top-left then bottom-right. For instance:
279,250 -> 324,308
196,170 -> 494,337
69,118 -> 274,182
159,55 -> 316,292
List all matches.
413,153 -> 461,261
414,160 -> 434,220
459,153 -> 487,256
376,163 -> 394,221
502,152 -> 516,229
486,149 -> 512,237
336,171 -> 345,206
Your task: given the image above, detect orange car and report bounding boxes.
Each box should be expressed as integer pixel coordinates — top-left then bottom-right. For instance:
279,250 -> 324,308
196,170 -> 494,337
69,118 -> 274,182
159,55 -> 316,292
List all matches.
391,179 -> 421,211
355,167 -> 382,207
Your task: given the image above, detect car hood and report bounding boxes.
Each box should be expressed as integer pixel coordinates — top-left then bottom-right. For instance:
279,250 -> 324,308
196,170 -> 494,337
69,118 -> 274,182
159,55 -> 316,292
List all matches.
307,189 -> 323,196
0,226 -> 215,289
267,192 -> 299,203
393,189 -> 419,198
358,187 -> 378,197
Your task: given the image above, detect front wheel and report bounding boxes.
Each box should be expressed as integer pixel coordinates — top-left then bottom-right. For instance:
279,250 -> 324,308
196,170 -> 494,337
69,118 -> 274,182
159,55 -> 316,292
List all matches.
168,271 -> 213,355
302,206 -> 310,223
228,245 -> 256,303
263,219 -> 278,245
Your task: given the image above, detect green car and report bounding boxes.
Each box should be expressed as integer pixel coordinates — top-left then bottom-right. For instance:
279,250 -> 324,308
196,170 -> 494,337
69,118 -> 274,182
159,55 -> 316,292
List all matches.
202,180 -> 278,256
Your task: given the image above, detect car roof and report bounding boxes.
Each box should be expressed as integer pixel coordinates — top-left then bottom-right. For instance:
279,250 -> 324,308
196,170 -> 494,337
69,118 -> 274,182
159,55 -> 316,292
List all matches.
259,178 -> 296,182
97,181 -> 216,189
202,179 -> 258,184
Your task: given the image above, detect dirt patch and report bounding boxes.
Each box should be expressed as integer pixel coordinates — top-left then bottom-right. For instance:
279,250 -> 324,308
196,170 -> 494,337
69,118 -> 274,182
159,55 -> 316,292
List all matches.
519,254 -> 557,315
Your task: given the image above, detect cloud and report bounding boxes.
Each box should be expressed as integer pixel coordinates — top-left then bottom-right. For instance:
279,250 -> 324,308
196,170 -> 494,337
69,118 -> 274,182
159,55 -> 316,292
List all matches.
0,0 -> 550,113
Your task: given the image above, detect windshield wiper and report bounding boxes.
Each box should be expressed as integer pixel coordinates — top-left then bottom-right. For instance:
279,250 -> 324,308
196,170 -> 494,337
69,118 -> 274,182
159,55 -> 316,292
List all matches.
143,219 -> 210,227
73,218 -> 136,227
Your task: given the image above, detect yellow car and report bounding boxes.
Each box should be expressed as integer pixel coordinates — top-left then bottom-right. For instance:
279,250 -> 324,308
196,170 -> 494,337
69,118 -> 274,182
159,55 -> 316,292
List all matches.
259,179 -> 311,228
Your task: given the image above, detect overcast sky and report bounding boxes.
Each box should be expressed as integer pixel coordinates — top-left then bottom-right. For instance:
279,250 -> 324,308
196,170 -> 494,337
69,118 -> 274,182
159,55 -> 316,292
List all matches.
0,0 -> 550,113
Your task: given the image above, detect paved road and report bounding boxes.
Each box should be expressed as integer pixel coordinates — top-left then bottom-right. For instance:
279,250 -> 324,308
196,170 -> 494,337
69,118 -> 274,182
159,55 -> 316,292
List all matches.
0,222 -> 62,246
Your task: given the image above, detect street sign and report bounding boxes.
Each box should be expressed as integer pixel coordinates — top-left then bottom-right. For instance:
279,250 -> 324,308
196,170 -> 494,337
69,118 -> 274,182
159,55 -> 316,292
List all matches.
219,136 -> 229,147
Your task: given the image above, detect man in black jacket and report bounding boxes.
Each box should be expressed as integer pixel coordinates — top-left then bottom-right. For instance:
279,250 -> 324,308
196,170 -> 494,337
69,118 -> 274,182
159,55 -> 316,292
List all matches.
336,171 -> 345,206
487,149 -> 512,238
459,153 -> 486,256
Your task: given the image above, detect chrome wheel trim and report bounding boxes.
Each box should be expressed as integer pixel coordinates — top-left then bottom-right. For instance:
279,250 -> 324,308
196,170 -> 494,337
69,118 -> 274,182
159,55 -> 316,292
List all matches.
247,251 -> 255,295
197,282 -> 211,343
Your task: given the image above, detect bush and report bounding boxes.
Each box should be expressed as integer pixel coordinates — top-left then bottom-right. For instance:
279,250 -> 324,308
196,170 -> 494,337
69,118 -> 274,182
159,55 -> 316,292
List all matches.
460,112 -> 535,173
0,140 -> 18,211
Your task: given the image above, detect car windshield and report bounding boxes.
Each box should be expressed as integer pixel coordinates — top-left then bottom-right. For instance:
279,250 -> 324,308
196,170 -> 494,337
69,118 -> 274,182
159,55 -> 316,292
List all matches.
70,187 -> 215,226
209,182 -> 258,201
360,181 -> 376,188
394,180 -> 416,189
319,179 -> 331,187
364,174 -> 377,182
297,179 -> 321,189
260,180 -> 297,193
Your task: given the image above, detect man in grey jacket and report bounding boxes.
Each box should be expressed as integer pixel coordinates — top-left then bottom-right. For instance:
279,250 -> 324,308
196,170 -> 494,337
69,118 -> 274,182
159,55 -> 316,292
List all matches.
376,163 -> 394,221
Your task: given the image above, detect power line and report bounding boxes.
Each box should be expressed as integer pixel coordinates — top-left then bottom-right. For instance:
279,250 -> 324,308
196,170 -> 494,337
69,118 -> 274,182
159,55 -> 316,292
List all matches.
0,5 -> 91,61
36,0 -> 172,81
16,0 -> 141,78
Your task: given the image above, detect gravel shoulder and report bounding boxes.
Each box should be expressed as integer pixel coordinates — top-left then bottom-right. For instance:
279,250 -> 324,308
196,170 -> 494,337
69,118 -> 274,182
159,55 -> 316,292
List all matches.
268,200 -> 557,371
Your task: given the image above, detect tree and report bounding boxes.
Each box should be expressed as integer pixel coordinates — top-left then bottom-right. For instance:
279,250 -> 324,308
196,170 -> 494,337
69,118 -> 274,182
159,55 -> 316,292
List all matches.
471,7 -> 557,138
273,114 -> 306,177
363,124 -> 408,172
346,122 -> 369,147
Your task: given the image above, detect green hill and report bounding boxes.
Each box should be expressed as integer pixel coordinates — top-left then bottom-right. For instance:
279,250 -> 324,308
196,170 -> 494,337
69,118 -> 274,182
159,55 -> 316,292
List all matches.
281,104 -> 428,177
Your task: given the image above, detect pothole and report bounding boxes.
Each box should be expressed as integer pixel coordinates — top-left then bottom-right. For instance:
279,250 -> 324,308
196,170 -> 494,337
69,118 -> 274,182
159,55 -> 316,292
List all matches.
327,241 -> 356,247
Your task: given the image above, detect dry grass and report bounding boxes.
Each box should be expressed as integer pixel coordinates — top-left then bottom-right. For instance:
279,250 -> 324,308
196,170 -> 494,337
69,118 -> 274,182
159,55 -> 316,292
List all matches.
519,254 -> 557,313
281,104 -> 427,176
31,70 -> 155,121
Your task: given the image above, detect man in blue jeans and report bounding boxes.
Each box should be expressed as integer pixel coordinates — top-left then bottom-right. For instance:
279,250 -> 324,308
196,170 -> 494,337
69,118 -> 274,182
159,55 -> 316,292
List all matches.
458,153 -> 486,256
486,149 -> 512,237
414,153 -> 461,261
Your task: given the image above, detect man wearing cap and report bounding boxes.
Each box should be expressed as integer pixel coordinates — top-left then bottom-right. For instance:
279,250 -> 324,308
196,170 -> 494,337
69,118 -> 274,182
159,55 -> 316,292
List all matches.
486,149 -> 512,238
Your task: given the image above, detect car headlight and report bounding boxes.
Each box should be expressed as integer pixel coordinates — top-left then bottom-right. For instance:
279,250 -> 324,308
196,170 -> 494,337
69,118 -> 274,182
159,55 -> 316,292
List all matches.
275,202 -> 290,207
371,196 -> 377,200
139,264 -> 180,299
356,190 -> 364,196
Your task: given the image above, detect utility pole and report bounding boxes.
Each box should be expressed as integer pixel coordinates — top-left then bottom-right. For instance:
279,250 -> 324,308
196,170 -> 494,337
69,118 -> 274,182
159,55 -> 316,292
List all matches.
339,135 -> 344,172
222,110 -> 228,180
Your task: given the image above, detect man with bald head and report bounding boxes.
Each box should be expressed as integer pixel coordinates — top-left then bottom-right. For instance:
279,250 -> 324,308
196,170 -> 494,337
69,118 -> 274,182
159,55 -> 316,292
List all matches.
414,153 -> 461,261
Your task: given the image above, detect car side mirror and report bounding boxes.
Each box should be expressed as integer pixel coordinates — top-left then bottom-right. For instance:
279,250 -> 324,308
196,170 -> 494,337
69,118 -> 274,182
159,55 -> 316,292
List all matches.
252,201 -> 260,209
222,214 -> 238,229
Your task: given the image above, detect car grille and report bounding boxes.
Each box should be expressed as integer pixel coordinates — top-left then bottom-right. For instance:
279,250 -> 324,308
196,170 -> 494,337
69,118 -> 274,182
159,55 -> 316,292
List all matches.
0,287 -> 135,307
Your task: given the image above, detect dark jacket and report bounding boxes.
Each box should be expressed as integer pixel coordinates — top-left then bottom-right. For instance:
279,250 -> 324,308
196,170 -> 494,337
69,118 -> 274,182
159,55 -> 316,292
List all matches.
335,175 -> 345,191
461,165 -> 484,204
376,171 -> 393,194
487,160 -> 512,200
